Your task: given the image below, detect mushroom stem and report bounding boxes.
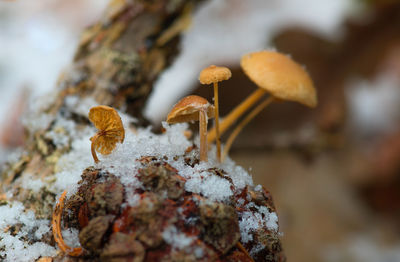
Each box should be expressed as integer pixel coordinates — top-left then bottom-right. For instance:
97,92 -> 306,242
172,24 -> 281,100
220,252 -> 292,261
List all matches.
90,134 -> 100,163
199,109 -> 208,162
222,96 -> 274,162
213,82 -> 221,162
208,88 -> 266,143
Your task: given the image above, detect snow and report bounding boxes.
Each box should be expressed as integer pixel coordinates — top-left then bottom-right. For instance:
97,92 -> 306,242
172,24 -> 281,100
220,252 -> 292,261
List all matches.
64,95 -> 99,117
162,225 -> 195,250
0,202 -> 57,262
44,117 -> 77,149
21,176 -> 45,193
239,203 -> 279,243
162,225 -> 205,258
185,171 -> 233,201
61,228 -> 81,248
51,123 -> 94,195
2,106 -> 277,258
98,121 -> 253,203
250,244 -> 264,257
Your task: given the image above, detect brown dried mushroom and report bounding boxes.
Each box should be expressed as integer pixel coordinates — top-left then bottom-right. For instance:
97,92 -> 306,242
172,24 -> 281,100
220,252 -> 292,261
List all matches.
199,65 -> 232,162
88,105 -> 125,163
167,95 -> 214,162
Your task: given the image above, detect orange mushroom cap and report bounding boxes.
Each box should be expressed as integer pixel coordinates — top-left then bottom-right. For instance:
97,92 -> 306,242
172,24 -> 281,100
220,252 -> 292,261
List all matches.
167,95 -> 214,124
89,105 -> 125,155
241,50 -> 317,108
199,65 -> 232,85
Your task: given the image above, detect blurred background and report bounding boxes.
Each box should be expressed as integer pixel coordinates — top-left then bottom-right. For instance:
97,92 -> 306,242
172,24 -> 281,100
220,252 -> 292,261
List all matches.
1,0 -> 400,261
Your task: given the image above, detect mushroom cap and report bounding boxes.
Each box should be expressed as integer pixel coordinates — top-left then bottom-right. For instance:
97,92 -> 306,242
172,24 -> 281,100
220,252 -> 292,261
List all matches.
89,105 -> 125,155
240,50 -> 317,108
167,95 -> 215,124
199,65 -> 232,85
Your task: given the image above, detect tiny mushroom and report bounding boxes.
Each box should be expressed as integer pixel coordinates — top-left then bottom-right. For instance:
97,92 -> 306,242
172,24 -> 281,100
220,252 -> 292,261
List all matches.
88,105 -> 125,163
199,65 -> 231,162
215,50 -> 317,161
167,95 -> 214,162
208,50 -> 317,144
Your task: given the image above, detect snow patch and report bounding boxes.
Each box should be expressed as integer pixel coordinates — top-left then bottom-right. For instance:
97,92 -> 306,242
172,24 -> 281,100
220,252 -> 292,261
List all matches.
0,202 -> 56,262
162,225 -> 195,250
239,203 -> 279,243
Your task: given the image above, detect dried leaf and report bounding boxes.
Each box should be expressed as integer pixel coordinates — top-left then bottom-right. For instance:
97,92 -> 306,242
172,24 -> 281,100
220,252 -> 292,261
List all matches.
52,190 -> 83,257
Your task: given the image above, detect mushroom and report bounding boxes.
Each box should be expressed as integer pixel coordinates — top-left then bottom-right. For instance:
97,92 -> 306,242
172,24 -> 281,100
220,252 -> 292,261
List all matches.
208,50 -> 317,145
89,105 -> 125,163
199,65 -> 231,162
167,95 -> 214,162
211,51 -> 317,160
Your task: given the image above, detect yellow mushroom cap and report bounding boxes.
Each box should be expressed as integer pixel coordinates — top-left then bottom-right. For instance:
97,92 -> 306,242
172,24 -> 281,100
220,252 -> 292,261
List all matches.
199,65 -> 232,85
88,105 -> 125,155
240,50 -> 317,108
167,95 -> 215,124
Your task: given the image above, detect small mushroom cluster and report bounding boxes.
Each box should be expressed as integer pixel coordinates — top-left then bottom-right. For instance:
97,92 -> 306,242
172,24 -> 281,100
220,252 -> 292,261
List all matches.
167,50 -> 317,162
166,65 -> 231,163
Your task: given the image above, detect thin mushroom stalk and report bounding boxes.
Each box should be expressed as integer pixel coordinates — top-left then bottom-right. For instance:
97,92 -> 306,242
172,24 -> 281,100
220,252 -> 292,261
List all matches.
222,96 -> 275,161
199,108 -> 208,162
208,88 -> 266,143
209,50 -> 317,144
213,82 -> 221,162
90,133 -> 100,163
199,65 -> 231,162
166,95 -> 214,162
